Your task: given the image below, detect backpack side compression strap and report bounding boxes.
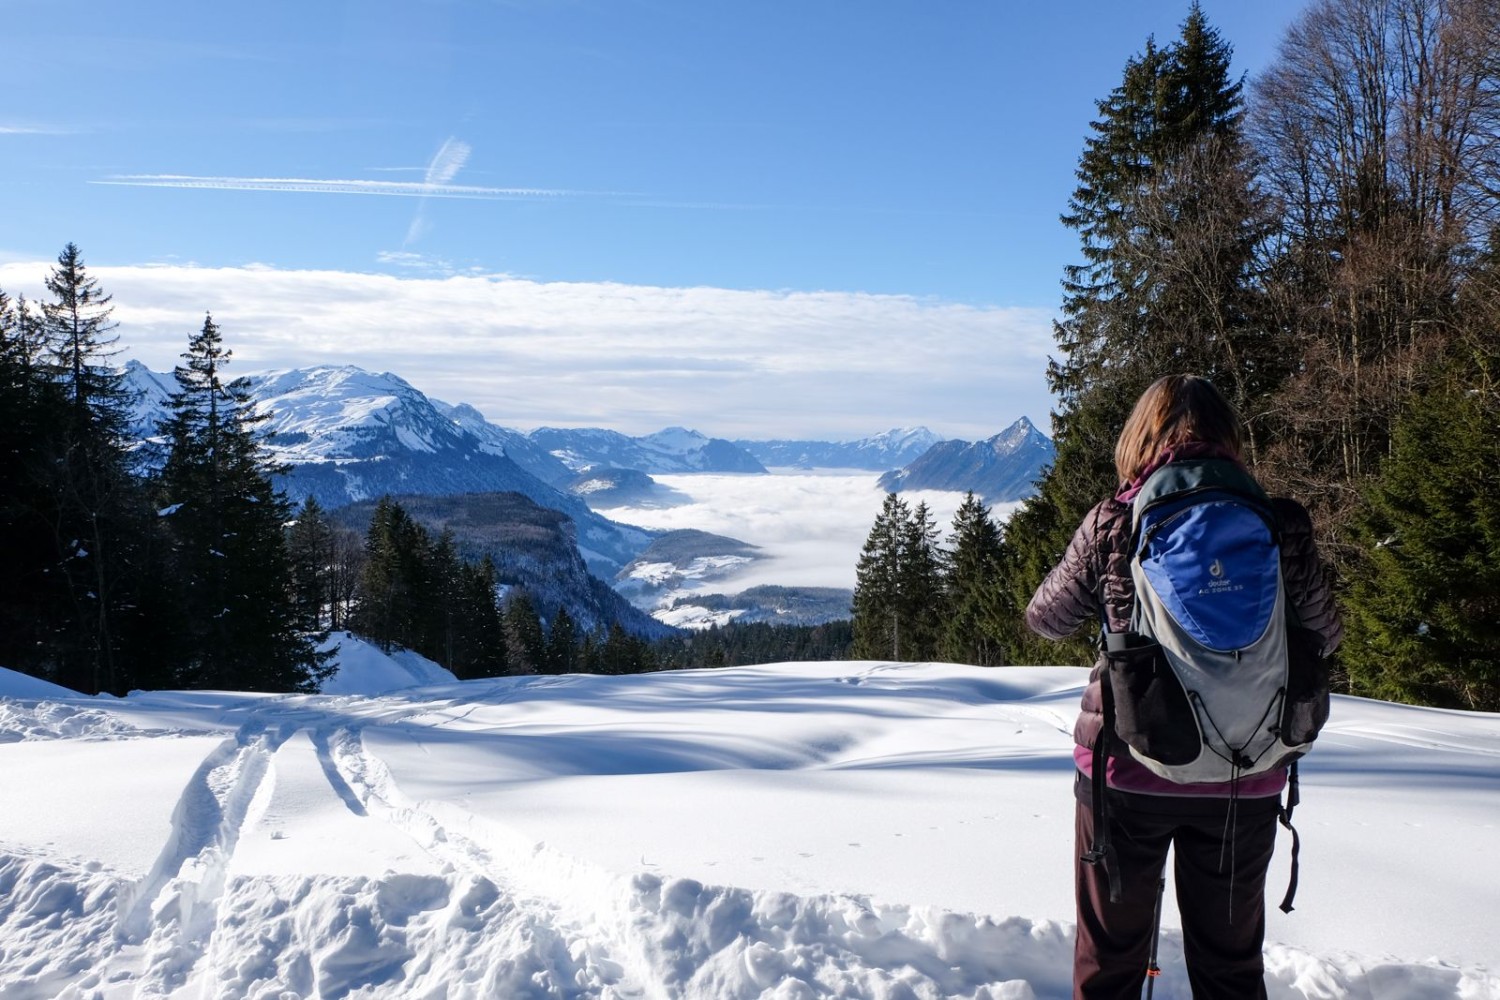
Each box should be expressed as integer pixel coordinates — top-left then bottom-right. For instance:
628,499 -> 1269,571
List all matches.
1082,669 -> 1123,905
1277,762 -> 1302,913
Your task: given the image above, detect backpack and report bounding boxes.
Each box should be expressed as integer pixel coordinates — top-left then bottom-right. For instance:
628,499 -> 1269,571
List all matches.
1082,457 -> 1331,911
1103,457 -> 1331,784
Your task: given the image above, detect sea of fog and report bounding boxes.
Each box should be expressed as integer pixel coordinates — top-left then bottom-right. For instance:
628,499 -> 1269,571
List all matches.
596,469 -> 1021,594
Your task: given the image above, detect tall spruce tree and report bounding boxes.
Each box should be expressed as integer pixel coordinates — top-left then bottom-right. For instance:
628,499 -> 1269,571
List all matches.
158,313 -> 330,691
287,496 -> 336,632
503,591 -> 546,675
354,497 -> 431,654
851,494 -> 943,661
852,493 -> 910,660
899,501 -> 944,661
38,244 -> 143,693
545,605 -> 579,675
941,493 -> 1009,666
1001,7 -> 1265,664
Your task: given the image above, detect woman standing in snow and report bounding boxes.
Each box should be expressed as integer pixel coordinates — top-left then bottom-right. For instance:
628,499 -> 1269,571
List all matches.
1025,375 -> 1342,1000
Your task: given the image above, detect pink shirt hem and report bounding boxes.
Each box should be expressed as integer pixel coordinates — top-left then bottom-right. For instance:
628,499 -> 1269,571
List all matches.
1073,744 -> 1288,798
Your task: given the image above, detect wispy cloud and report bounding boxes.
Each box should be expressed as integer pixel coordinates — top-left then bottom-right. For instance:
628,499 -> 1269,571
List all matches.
91,174 -> 573,200
405,137 -> 473,246
0,261 -> 1056,440
1,124 -> 74,135
423,138 -> 471,187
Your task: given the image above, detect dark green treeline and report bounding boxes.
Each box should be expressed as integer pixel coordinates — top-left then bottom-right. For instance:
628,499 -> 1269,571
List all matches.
0,247 -> 329,693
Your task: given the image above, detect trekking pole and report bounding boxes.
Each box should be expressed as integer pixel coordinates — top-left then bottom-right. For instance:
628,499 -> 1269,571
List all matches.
1144,876 -> 1166,999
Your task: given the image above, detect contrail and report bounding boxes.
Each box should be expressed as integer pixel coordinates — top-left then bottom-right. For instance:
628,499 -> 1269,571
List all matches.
93,174 -> 571,200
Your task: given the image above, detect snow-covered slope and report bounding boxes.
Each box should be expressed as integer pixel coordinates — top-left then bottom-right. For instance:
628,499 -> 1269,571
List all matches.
122,362 -> 652,576
1,661 -> 1495,999
435,399 -> 577,487
738,426 -> 943,471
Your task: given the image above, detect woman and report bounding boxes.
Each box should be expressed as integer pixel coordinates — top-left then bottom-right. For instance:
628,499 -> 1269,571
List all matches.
1026,375 -> 1342,1000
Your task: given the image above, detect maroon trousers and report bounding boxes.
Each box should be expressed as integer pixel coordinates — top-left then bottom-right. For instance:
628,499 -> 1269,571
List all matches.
1074,779 -> 1280,1000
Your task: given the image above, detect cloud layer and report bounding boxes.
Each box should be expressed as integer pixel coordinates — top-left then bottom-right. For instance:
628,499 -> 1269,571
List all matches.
0,261 -> 1055,440
598,471 -> 1023,591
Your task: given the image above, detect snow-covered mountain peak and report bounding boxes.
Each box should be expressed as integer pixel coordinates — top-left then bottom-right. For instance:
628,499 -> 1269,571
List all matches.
245,365 -> 461,459
988,416 -> 1049,455
641,426 -> 710,454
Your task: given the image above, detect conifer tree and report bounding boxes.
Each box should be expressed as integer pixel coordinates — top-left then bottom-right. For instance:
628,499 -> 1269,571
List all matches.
899,501 -> 944,661
0,291 -> 69,677
1340,232 -> 1500,711
851,494 -> 944,661
599,622 -> 655,675
503,591 -> 546,675
37,244 -> 143,693
545,605 -> 579,675
449,555 -> 506,679
1342,366 -> 1500,711
157,313 -> 330,691
1000,7 -> 1265,665
355,497 -> 431,653
852,493 -> 910,660
288,496 -> 335,631
941,493 -> 1009,666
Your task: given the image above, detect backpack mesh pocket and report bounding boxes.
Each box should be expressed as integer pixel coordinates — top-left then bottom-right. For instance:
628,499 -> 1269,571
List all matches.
1281,625 -> 1331,745
1105,636 -> 1200,766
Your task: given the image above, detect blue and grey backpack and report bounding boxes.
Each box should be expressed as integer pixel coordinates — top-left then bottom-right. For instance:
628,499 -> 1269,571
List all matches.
1084,456 -> 1331,910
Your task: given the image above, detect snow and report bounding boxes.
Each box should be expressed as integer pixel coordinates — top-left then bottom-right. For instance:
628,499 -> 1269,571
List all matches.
316,632 -> 458,696
0,659 -> 1496,999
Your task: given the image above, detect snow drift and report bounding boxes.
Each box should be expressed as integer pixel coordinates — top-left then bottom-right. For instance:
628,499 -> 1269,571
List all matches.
0,659 -> 1495,999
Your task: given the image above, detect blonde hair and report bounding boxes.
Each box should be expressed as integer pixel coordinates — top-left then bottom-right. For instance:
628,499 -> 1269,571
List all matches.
1114,375 -> 1243,484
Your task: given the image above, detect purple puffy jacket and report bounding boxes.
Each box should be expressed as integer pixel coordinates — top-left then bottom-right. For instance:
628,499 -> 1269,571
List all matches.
1026,484 -> 1343,797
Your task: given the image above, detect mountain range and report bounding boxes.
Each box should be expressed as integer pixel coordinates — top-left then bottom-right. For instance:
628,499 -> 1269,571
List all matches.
123,361 -> 1052,630
877,417 -> 1055,503
736,427 -> 942,471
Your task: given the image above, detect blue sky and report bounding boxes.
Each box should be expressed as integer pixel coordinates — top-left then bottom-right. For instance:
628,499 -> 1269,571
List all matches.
1,0 -> 1310,439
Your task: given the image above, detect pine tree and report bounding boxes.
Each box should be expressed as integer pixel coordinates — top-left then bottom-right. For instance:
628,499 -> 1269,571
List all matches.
941,493 -> 1009,666
503,591 -> 546,675
0,291 -> 70,678
598,622 -> 656,675
288,496 -> 335,631
899,501 -> 944,661
545,605 -> 579,675
158,313 -> 330,691
1002,8 -> 1266,665
37,244 -> 143,693
1342,365 -> 1500,711
852,493 -> 910,660
851,494 -> 944,661
1341,232 -> 1500,711
450,555 -> 505,679
354,497 -> 431,653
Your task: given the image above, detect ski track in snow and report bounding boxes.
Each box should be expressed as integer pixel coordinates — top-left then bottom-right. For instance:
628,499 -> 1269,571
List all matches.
0,666 -> 1498,999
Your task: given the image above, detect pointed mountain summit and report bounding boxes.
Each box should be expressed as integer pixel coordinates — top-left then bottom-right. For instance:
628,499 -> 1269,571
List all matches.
877,417 -> 1054,502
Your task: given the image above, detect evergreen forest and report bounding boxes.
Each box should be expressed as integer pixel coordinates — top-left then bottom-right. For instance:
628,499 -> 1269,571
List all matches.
851,0 -> 1500,712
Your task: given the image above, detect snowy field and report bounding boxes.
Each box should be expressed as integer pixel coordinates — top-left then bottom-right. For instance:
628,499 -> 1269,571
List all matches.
1,641 -> 1498,999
